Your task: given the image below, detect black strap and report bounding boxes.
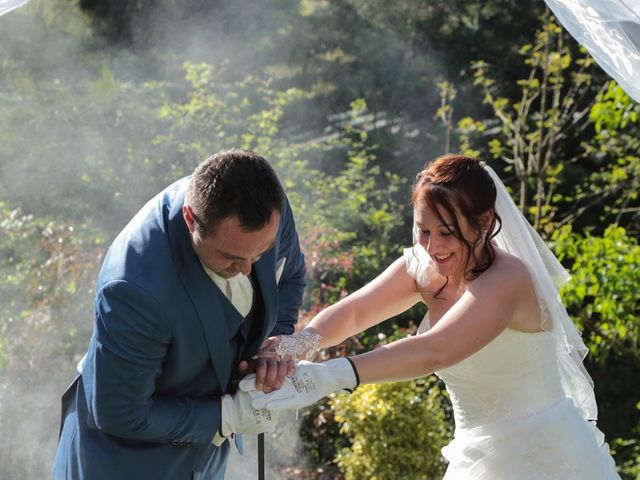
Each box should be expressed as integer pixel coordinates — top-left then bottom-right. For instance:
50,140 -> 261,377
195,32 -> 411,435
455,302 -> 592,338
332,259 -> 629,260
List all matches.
344,357 -> 361,393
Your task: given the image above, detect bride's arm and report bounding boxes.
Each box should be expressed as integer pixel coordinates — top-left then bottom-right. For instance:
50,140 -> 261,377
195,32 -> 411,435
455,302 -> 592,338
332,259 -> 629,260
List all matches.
252,256 -> 423,392
306,256 -> 424,348
351,257 -> 528,383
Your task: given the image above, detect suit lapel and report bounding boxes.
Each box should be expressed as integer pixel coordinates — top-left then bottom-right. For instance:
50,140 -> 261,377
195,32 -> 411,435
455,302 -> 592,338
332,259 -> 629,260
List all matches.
167,187 -> 237,391
244,249 -> 278,357
178,255 -> 235,389
167,183 -> 281,387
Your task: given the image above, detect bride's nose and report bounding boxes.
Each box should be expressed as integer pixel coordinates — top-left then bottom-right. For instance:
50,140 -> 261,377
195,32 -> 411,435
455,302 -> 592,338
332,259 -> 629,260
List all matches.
425,235 -> 441,256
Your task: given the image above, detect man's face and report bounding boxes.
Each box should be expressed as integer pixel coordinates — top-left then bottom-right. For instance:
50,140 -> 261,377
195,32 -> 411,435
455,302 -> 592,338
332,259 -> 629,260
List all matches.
184,207 -> 280,278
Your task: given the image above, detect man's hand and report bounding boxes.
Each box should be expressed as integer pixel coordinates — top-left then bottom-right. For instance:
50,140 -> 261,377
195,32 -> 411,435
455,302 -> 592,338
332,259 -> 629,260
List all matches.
247,336 -> 295,393
214,389 -> 279,446
239,358 -> 359,412
248,328 -> 324,392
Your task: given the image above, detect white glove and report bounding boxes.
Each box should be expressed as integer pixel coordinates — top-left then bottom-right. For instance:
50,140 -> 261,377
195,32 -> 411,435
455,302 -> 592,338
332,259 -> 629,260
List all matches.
239,358 -> 359,412
213,389 -> 279,446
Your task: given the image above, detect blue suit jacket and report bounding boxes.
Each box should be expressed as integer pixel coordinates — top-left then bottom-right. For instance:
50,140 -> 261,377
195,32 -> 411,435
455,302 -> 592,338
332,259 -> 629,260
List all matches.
53,177 -> 306,479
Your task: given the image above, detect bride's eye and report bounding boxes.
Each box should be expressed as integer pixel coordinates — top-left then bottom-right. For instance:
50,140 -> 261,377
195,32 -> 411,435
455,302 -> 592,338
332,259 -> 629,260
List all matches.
440,231 -> 452,237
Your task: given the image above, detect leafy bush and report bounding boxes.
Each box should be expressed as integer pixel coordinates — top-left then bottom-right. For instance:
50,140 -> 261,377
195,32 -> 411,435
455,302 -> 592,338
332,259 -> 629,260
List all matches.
0,204 -> 100,367
553,224 -> 640,366
580,81 -> 640,236
330,376 -> 452,480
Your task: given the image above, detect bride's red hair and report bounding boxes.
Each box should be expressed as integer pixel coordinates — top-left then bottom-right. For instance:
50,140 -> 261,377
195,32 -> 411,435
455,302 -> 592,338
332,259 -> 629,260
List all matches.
412,154 -> 502,283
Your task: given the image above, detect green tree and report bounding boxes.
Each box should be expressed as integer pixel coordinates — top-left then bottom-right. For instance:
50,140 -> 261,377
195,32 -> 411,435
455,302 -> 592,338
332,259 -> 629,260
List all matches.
552,224 -> 640,477
0,2 -> 166,231
553,225 -> 639,367
566,81 -> 640,236
447,15 -> 598,231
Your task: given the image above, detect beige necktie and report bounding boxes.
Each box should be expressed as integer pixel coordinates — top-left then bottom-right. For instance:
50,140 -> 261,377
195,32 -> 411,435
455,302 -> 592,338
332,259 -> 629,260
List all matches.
202,264 -> 253,317
223,274 -> 253,317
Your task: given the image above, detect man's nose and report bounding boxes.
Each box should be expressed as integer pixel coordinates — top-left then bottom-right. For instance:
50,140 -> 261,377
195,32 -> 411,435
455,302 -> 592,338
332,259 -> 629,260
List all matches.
236,259 -> 252,275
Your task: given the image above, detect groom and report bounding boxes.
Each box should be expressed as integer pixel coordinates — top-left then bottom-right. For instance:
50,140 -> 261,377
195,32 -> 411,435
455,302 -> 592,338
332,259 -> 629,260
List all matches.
53,149 -> 306,479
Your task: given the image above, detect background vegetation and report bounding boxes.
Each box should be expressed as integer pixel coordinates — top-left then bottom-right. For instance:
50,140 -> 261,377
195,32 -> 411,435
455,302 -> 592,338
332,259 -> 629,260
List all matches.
0,1 -> 637,478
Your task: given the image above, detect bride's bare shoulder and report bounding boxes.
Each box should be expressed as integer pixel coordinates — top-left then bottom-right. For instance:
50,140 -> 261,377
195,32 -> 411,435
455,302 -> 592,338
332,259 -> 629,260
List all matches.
481,249 -> 533,291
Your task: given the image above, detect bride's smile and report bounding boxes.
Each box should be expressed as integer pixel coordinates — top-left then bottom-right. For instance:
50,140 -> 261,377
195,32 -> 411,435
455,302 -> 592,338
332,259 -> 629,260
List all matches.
414,201 -> 490,285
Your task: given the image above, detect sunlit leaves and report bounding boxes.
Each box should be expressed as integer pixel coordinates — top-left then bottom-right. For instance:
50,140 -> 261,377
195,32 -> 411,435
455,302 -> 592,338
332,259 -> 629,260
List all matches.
590,81 -> 639,133
331,377 -> 451,480
448,15 -> 598,231
554,225 -> 640,366
578,80 -> 640,234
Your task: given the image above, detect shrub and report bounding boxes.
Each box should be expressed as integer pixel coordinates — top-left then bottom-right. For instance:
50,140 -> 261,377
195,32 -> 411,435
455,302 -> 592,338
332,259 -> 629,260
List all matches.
330,376 -> 452,480
553,224 -> 640,366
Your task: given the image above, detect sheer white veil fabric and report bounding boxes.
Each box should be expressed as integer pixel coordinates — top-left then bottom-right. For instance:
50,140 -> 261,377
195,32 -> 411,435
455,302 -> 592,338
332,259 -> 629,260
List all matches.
545,0 -> 640,102
0,0 -> 29,16
484,165 -> 598,421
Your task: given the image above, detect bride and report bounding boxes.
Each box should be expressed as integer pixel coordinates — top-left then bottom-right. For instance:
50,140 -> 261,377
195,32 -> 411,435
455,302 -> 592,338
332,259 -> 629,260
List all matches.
242,154 -> 621,479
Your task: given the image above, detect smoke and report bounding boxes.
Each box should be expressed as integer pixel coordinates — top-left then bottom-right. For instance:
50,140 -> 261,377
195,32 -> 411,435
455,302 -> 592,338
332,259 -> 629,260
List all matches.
0,1 -> 452,478
0,309 -> 82,479
226,412 -> 315,480
0,2 -> 309,478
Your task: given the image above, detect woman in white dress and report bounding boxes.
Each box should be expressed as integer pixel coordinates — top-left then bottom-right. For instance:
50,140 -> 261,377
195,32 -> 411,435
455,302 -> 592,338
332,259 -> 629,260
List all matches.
242,154 -> 620,479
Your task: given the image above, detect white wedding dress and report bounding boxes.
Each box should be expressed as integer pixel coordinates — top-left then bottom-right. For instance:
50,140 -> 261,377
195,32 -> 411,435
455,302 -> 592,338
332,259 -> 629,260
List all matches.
405,248 -> 621,480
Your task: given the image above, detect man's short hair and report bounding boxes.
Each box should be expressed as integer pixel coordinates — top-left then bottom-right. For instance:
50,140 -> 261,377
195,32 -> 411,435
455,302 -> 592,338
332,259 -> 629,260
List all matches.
186,149 -> 285,236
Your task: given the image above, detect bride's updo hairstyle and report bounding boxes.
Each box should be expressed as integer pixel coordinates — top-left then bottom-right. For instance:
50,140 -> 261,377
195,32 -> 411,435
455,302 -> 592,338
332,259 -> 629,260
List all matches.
412,154 -> 502,280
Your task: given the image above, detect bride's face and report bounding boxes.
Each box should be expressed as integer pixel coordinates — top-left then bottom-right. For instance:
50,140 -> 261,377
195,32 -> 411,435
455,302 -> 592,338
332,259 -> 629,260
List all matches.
414,201 -> 479,279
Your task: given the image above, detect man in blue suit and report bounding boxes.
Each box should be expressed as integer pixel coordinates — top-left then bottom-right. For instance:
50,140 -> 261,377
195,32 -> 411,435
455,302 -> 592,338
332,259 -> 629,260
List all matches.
53,149 -> 306,479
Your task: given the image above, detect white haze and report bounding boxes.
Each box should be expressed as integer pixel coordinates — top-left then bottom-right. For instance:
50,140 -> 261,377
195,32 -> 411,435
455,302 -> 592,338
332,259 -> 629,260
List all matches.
0,1 -> 316,478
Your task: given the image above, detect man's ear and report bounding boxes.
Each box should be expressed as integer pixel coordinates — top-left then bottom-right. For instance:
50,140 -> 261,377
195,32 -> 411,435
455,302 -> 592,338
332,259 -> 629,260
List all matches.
183,205 -> 196,234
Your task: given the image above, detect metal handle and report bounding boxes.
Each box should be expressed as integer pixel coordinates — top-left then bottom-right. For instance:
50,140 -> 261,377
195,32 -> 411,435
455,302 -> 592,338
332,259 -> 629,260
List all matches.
258,433 -> 265,480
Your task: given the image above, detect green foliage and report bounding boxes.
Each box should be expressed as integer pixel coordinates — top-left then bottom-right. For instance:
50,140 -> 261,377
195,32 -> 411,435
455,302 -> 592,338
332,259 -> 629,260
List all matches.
437,15 -> 598,233
576,81 -> 640,235
0,60 -> 166,231
157,61 -> 285,173
552,225 -> 640,367
590,81 -> 639,133
0,202 -> 102,366
614,433 -> 640,480
0,201 -> 102,477
297,225 -> 357,330
1,1 -> 638,477
331,377 -> 451,480
299,100 -> 407,276
296,398 -> 349,478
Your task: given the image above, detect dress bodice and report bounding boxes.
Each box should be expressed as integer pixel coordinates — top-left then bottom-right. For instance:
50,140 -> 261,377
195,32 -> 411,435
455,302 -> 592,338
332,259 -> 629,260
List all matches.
419,315 -> 566,431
